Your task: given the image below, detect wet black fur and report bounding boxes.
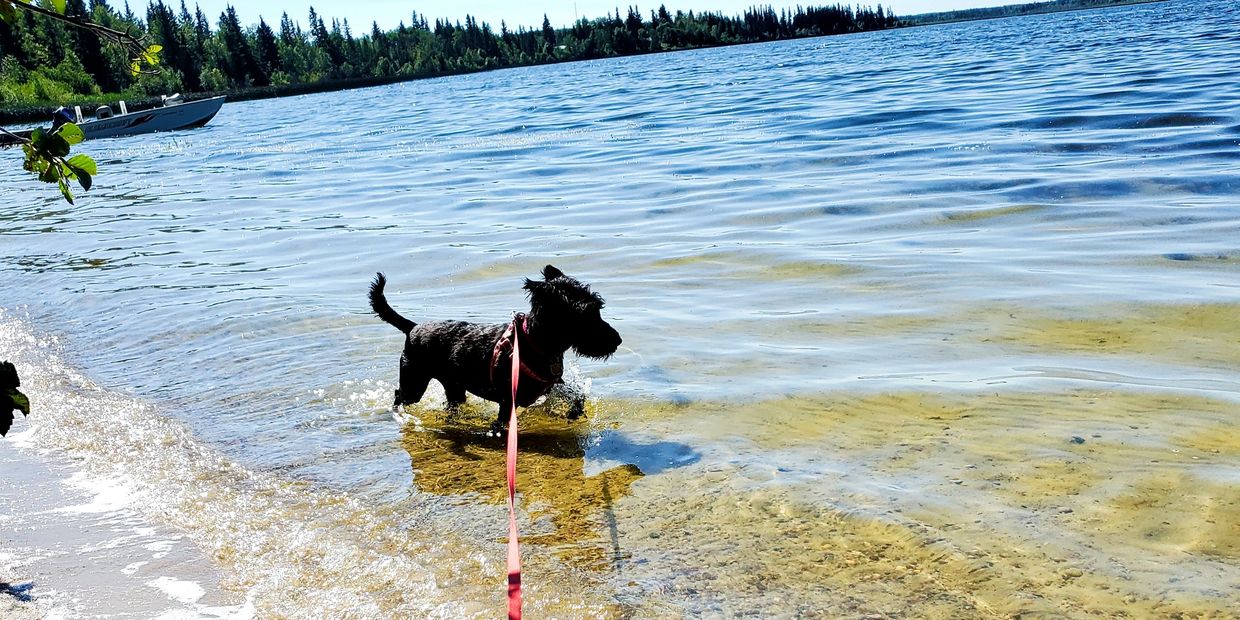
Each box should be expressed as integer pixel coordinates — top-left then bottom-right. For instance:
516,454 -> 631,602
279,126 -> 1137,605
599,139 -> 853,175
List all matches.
368,265 -> 621,431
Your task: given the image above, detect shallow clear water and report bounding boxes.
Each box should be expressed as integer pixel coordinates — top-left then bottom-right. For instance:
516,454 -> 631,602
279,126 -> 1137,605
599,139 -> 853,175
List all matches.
2,0 -> 1239,616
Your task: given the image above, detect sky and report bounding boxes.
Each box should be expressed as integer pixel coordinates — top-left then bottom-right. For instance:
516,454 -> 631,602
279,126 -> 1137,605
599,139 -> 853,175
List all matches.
176,1 -> 1006,32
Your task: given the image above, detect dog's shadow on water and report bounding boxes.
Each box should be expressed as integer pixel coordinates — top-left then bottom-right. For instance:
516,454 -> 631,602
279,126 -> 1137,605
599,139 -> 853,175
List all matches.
399,404 -> 699,571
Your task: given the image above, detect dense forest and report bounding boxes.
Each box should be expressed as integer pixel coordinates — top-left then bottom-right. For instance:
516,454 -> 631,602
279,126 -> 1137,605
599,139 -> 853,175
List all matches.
0,1 -> 899,114
903,0 -> 1161,25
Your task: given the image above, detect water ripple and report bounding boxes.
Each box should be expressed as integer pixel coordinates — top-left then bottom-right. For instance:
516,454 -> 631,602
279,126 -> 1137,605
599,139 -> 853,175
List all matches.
2,0 -> 1240,616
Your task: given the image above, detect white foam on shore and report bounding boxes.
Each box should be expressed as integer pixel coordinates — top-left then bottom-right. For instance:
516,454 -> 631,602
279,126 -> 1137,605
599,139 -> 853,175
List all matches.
51,471 -> 135,514
1,311 -> 252,617
151,595 -> 257,620
0,308 -> 504,617
147,576 -> 206,604
6,426 -> 37,449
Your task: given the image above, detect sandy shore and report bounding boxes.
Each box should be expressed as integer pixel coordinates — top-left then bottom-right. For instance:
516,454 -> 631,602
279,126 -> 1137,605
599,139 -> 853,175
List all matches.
1,427 -> 247,619
0,575 -> 39,620
2,432 -> 52,620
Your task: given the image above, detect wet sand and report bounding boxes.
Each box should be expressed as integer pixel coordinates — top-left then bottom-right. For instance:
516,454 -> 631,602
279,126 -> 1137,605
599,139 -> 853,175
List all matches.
583,303 -> 1240,617
0,428 -> 248,618
390,386 -> 1239,617
0,573 -> 38,620
4,288 -> 1239,617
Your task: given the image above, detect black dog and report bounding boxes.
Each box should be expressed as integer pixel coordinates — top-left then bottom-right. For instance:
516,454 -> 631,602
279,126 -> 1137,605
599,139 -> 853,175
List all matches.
368,265 -> 621,431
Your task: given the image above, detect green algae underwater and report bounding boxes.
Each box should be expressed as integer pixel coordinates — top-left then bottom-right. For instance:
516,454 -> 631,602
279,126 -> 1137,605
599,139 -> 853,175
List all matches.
393,302 -> 1240,618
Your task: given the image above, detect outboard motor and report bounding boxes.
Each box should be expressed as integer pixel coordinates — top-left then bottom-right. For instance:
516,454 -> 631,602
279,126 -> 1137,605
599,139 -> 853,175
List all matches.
95,105 -> 113,119
51,106 -> 75,130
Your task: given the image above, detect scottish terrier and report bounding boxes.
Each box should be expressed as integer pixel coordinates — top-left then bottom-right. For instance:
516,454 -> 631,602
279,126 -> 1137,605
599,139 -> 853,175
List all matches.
368,265 -> 621,431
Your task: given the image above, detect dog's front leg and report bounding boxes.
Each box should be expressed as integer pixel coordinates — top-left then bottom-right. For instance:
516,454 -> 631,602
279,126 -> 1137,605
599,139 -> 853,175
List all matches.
567,396 -> 585,421
490,399 -> 511,437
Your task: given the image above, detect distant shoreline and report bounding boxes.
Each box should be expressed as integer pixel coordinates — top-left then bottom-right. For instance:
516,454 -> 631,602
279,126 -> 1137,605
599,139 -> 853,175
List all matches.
903,0 -> 1165,27
0,0 -> 1166,125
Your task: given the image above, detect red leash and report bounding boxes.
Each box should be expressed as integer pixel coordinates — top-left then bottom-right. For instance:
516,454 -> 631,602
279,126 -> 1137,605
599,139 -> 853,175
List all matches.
506,317 -> 523,620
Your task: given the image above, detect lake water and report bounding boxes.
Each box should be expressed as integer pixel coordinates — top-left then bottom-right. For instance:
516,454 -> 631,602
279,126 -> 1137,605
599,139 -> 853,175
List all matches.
2,0 -> 1239,616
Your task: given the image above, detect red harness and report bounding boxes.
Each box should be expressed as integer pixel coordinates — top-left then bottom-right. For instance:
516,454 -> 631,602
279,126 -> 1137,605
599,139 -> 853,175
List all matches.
490,313 -> 562,406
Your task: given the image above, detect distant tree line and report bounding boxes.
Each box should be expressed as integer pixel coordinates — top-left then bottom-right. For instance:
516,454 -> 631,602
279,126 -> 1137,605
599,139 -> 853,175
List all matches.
902,0 -> 1161,26
1,1 -> 899,110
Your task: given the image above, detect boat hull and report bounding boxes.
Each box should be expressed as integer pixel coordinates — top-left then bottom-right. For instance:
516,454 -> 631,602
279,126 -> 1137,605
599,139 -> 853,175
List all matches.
0,96 -> 226,148
79,96 -> 225,140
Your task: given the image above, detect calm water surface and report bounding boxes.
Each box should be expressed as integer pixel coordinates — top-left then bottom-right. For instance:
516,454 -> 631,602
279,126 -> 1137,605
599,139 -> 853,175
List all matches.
2,0 -> 1239,616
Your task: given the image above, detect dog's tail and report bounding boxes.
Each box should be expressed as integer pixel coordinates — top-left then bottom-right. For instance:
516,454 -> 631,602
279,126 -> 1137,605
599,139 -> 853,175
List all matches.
368,273 -> 417,334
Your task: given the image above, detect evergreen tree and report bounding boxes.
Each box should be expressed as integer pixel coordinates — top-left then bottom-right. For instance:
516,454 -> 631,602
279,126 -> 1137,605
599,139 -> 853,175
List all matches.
279,12 -> 298,46
254,17 -> 281,78
194,6 -> 211,45
217,5 -> 260,86
65,0 -> 114,91
541,14 -> 556,49
309,6 -> 343,69
148,1 -> 190,89
2,0 -> 912,110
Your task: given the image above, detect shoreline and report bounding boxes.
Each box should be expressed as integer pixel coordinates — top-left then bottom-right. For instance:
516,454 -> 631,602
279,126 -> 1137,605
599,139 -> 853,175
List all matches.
902,0 -> 1165,26
0,0 -> 1166,125
0,428 -> 249,618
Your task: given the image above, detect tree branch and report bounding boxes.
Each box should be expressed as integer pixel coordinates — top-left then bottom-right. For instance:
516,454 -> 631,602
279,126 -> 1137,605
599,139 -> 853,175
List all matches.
12,0 -> 148,56
0,126 -> 30,145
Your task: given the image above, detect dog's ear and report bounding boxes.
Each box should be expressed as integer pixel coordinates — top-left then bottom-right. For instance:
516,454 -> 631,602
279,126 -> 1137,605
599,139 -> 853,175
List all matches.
542,265 -> 564,281
524,278 -> 550,297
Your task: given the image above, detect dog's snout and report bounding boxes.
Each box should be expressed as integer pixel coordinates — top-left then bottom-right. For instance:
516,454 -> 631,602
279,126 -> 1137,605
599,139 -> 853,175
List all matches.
603,323 -> 623,355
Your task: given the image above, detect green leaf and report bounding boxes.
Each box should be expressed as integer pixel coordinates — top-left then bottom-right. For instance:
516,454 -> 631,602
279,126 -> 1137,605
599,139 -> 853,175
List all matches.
130,61 -> 141,76
27,155 -> 49,175
39,163 -> 60,183
43,133 -> 70,157
29,127 -> 46,148
68,165 -> 92,191
39,0 -> 67,14
21,145 -> 36,171
67,153 -> 97,175
57,122 -> 84,145
5,388 -> 28,416
59,178 -> 75,204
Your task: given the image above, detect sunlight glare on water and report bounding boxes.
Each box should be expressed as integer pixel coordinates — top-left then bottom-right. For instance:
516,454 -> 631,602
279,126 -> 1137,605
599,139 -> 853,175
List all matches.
1,0 -> 1239,616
